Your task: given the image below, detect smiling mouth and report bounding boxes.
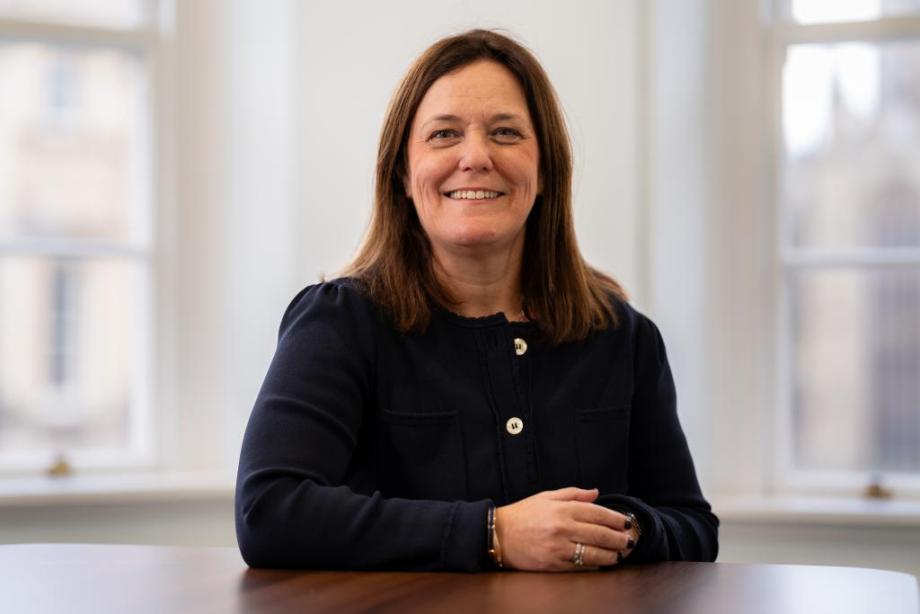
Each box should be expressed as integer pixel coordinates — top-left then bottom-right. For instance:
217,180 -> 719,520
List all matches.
444,189 -> 505,200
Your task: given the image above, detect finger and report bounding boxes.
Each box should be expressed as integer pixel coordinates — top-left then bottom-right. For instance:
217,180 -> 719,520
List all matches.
568,502 -> 631,530
545,487 -> 599,502
571,521 -> 635,552
571,543 -> 620,569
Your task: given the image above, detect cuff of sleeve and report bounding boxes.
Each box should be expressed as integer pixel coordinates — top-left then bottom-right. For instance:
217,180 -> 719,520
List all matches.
595,494 -> 668,564
440,499 -> 493,571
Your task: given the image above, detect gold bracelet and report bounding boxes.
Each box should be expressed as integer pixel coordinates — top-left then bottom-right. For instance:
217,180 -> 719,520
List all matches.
487,507 -> 503,568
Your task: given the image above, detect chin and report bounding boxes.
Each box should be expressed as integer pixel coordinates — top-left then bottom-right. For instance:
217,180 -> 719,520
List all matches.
444,227 -> 501,247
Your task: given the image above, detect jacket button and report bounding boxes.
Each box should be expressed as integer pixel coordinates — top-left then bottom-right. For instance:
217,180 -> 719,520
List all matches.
506,417 -> 524,435
513,337 -> 527,356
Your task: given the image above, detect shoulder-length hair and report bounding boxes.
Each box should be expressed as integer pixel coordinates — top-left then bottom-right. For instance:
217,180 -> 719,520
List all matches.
342,28 -> 627,344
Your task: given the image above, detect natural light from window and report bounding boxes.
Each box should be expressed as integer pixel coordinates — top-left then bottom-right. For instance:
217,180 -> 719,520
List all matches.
0,5 -> 155,472
779,9 -> 920,479
790,0 -> 920,24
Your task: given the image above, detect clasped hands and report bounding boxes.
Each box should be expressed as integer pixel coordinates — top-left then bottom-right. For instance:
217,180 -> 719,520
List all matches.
495,487 -> 638,571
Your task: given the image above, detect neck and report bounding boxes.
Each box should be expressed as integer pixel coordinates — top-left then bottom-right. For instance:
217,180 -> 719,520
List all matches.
431,238 -> 526,321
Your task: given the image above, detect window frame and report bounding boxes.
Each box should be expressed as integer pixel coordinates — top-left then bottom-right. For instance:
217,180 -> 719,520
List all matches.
0,1 -> 170,474
768,0 -> 920,496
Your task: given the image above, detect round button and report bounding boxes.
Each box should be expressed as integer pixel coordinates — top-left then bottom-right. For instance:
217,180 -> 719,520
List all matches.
506,417 -> 524,435
513,337 -> 528,356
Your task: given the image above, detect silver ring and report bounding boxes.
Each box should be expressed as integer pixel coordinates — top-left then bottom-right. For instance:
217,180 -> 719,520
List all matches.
572,542 -> 586,566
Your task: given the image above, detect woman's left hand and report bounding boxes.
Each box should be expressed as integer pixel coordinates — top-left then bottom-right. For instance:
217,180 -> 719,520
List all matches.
494,487 -> 638,571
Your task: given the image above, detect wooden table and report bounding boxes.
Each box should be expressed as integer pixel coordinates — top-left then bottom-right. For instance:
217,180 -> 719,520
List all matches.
2,544 -> 917,613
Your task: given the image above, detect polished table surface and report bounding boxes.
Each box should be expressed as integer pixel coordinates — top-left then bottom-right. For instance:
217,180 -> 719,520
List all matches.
2,544 -> 917,613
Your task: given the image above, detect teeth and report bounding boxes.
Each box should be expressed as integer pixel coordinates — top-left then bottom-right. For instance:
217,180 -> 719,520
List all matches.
447,190 -> 501,200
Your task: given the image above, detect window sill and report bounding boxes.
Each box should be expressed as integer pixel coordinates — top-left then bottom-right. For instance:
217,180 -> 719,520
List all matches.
0,472 -> 234,508
713,495 -> 920,528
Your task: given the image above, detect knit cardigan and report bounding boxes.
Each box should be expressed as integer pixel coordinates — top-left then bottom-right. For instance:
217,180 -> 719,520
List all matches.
235,278 -> 719,570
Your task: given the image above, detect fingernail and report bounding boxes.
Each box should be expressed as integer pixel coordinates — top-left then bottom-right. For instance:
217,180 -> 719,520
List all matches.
627,539 -> 635,549
624,520 -> 632,530
617,552 -> 623,562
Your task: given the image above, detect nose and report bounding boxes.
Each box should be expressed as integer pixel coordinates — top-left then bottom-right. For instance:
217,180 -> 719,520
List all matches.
458,131 -> 493,173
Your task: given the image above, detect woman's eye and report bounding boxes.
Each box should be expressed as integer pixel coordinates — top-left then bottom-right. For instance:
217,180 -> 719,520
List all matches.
428,129 -> 460,141
493,127 -> 523,141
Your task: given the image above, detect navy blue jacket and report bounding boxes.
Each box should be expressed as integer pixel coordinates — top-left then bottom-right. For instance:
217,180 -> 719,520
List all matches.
235,278 -> 718,570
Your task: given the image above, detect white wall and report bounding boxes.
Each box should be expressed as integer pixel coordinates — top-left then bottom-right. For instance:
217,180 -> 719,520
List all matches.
170,0 -> 299,473
720,520 -> 920,580
0,498 -> 234,547
642,0 -> 713,483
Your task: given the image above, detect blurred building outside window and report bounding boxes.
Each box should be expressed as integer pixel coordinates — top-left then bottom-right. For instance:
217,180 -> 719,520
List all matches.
775,0 -> 920,494
0,0 -> 159,474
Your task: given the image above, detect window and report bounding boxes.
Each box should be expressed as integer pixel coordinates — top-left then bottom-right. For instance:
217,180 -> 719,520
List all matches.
773,0 -> 920,491
0,1 -> 160,472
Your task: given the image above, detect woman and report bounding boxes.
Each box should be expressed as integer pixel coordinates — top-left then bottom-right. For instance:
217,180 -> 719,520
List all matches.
235,29 -> 718,572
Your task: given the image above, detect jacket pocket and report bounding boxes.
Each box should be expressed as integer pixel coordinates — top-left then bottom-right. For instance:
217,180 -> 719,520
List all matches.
574,405 -> 630,494
378,409 -> 468,501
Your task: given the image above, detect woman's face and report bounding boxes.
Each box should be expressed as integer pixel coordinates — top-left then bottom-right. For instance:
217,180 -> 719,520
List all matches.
403,60 -> 541,257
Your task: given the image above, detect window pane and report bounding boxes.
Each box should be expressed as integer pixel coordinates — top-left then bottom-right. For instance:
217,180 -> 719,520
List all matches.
0,256 -> 146,455
790,0 -> 920,23
0,0 -> 148,29
0,42 -> 150,244
782,41 -> 920,248
790,268 -> 920,472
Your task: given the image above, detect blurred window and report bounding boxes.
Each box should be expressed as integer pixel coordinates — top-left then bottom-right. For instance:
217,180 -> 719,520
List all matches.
776,1 -> 920,490
0,3 -> 157,472
789,0 -> 920,23
0,0 -> 147,29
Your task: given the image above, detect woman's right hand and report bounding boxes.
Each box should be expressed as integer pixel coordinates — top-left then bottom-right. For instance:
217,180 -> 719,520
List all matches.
495,487 -> 635,571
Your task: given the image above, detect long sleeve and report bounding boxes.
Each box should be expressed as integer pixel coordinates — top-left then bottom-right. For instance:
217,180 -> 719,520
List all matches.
599,314 -> 719,563
234,283 -> 492,570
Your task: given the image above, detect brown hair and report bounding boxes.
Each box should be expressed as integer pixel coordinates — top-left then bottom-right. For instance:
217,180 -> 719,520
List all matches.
342,28 -> 627,344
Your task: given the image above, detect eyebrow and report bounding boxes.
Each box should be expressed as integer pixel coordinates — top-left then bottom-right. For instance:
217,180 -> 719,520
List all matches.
420,113 -> 526,129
